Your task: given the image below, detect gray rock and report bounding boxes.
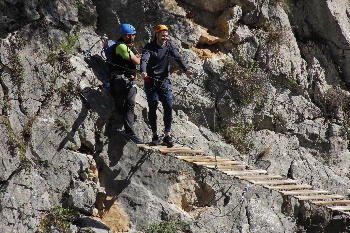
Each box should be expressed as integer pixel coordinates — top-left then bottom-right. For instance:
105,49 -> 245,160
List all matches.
67,180 -> 97,215
1,0 -> 350,232
0,118 -> 21,181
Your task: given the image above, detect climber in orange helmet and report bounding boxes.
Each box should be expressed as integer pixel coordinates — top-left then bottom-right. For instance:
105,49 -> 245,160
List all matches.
140,24 -> 193,147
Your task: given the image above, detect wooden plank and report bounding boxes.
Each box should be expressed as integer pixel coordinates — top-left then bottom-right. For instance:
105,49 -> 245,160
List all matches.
206,164 -> 246,170
159,148 -> 204,154
328,206 -> 350,211
176,155 -> 221,159
295,195 -> 344,201
159,147 -> 204,152
280,190 -> 329,195
182,157 -> 226,160
223,170 -> 268,176
236,175 -> 283,180
193,161 -> 241,165
252,179 -> 298,185
177,156 -> 224,161
153,145 -> 191,150
312,200 -> 350,206
159,147 -> 193,150
182,158 -> 232,163
264,184 -> 312,190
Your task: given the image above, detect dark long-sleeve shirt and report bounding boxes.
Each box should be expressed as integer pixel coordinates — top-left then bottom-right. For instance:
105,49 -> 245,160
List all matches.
140,39 -> 188,80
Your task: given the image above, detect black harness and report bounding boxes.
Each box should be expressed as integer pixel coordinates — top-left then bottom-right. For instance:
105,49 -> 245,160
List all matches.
108,39 -> 137,78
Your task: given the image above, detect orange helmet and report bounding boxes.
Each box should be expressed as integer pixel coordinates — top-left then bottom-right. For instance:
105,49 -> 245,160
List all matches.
153,24 -> 169,36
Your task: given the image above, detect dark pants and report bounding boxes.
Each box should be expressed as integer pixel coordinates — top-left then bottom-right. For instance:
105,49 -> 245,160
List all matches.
110,74 -> 137,135
144,79 -> 172,133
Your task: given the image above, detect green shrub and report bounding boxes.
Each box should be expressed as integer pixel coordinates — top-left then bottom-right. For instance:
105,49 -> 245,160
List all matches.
323,86 -> 348,119
58,81 -> 81,108
143,215 -> 192,233
47,51 -> 76,75
219,122 -> 255,154
224,57 -> 268,105
40,206 -> 81,233
54,119 -> 69,131
143,221 -> 177,233
60,32 -> 79,55
9,53 -> 24,84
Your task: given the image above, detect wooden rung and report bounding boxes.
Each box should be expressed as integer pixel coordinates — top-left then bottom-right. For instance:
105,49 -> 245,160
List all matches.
236,175 -> 283,180
193,161 -> 241,165
184,156 -> 225,160
159,148 -> 204,154
176,155 -> 221,159
206,164 -> 246,170
160,148 -> 193,151
328,206 -> 350,211
223,170 -> 268,176
252,180 -> 298,185
265,184 -> 312,190
312,200 -> 350,206
179,157 -> 227,161
280,190 -> 329,195
183,159 -> 233,163
295,195 -> 344,201
155,146 -> 192,150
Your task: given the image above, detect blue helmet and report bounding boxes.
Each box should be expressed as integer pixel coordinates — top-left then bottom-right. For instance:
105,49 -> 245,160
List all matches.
120,23 -> 136,35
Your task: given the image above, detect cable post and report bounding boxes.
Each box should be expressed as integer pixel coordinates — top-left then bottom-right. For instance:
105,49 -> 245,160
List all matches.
241,187 -> 248,204
214,163 -> 218,171
101,34 -> 108,41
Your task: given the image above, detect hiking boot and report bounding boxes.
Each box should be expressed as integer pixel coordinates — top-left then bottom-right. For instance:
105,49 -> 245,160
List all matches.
151,134 -> 159,146
125,133 -> 143,144
162,135 -> 174,148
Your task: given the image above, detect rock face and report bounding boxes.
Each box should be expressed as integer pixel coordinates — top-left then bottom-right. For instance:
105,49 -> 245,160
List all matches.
1,0 -> 350,232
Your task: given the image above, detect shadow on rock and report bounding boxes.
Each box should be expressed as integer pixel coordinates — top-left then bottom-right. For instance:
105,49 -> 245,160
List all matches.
57,86 -> 113,153
84,54 -> 109,85
77,216 -> 111,231
57,103 -> 89,152
98,150 -> 152,212
125,150 -> 152,181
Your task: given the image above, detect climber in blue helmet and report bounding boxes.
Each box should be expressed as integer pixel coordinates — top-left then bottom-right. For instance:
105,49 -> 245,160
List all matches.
108,23 -> 143,144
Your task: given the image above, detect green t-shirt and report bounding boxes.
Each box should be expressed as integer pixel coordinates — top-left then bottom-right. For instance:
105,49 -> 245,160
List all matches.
116,43 -> 134,59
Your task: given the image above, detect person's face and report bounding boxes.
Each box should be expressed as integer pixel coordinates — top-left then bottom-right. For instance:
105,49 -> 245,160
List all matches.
124,34 -> 136,44
156,30 -> 169,46
129,34 -> 136,43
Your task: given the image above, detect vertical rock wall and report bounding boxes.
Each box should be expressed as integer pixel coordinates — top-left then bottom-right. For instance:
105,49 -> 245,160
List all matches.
1,0 -> 350,232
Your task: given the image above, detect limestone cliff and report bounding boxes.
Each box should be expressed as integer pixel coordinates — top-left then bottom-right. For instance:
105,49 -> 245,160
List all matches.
1,0 -> 350,232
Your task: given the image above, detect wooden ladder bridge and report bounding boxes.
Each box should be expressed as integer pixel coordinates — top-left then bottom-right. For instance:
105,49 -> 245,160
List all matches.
138,143 -> 350,217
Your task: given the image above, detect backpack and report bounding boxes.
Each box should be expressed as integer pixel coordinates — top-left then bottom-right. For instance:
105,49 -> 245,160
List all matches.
102,40 -> 116,87
102,40 -> 116,61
